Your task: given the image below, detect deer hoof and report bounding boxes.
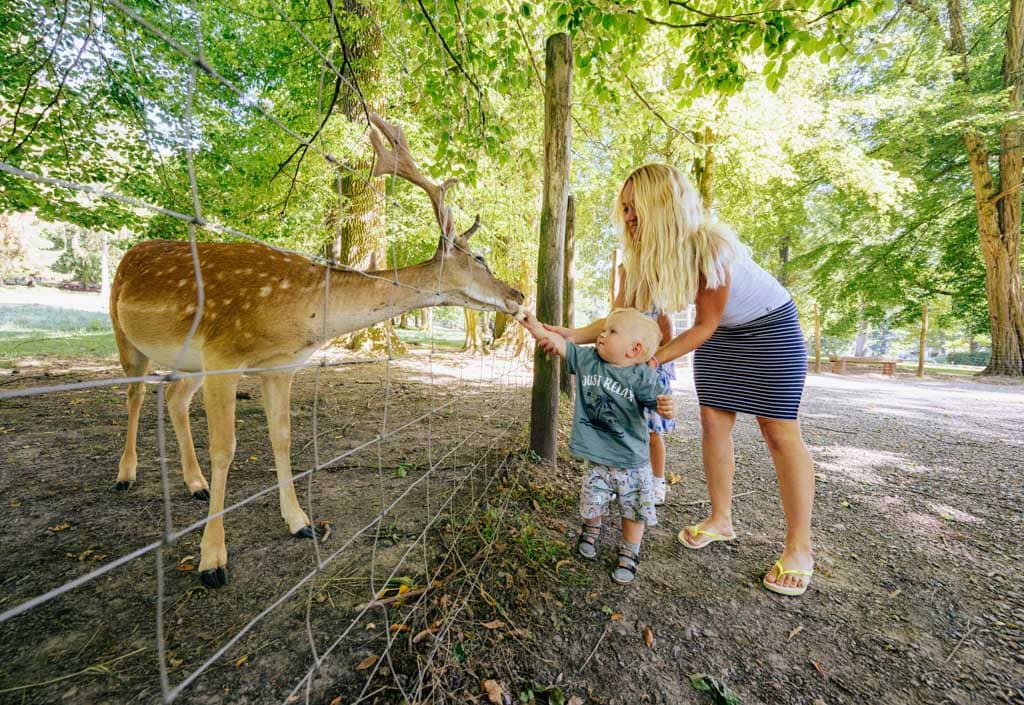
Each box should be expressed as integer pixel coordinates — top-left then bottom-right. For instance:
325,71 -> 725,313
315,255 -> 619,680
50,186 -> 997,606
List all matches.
114,481 -> 134,492
293,525 -> 316,540
199,567 -> 229,588
191,489 -> 210,501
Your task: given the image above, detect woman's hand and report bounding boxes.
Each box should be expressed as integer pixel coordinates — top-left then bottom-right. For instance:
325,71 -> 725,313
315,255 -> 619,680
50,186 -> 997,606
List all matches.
655,394 -> 675,419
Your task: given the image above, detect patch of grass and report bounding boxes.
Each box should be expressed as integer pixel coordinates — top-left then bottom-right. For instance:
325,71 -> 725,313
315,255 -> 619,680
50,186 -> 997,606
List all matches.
394,326 -> 466,350
0,304 -> 117,364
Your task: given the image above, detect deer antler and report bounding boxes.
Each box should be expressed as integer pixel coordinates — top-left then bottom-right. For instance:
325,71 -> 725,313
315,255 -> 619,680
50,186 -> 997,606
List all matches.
368,112 -> 457,239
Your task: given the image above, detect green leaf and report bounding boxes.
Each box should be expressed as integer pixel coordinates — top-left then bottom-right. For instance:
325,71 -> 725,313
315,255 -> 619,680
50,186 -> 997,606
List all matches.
688,673 -> 742,705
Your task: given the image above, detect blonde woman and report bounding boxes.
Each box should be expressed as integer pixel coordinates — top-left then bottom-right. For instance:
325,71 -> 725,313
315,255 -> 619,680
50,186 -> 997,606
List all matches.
541,164 -> 815,596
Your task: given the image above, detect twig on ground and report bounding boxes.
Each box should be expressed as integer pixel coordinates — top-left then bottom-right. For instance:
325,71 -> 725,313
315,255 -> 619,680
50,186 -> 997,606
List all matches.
355,585 -> 430,612
578,625 -> 609,672
944,619 -> 978,664
0,647 -> 146,695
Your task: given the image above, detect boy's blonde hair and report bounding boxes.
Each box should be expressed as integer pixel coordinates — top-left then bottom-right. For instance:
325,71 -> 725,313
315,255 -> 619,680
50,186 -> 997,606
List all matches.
612,163 -> 750,313
608,308 -> 662,362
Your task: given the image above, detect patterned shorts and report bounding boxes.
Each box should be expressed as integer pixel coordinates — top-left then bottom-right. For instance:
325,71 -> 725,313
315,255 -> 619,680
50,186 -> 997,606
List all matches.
579,462 -> 658,526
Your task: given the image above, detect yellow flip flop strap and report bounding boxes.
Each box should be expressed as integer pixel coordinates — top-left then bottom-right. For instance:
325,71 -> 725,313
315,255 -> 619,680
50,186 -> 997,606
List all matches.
688,525 -> 728,541
772,560 -> 813,579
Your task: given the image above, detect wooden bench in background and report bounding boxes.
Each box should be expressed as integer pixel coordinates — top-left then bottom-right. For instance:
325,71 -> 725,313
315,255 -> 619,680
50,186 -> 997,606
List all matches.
829,355 -> 898,376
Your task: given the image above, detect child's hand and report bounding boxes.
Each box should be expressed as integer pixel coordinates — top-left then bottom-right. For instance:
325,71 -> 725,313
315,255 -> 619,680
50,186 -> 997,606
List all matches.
517,309 -> 542,335
656,394 -> 675,419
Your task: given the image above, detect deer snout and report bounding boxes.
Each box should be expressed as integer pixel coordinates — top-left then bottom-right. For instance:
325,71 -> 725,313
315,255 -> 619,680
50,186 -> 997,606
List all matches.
503,288 -> 525,314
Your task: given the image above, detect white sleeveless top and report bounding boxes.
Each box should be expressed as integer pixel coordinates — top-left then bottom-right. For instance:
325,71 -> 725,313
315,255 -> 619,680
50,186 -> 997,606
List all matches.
718,256 -> 791,327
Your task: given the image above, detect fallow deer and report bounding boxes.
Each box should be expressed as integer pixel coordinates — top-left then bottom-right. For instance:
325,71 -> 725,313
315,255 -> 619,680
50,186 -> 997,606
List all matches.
109,113 -> 525,588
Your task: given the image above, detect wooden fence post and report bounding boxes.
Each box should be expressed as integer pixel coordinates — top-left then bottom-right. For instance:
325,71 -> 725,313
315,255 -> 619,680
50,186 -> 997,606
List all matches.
560,195 -> 575,399
529,33 -> 572,463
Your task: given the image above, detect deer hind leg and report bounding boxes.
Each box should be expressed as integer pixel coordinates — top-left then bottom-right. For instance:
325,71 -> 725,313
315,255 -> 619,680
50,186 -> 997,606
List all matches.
260,373 -> 313,538
115,343 -> 150,491
197,371 -> 241,588
166,376 -> 209,500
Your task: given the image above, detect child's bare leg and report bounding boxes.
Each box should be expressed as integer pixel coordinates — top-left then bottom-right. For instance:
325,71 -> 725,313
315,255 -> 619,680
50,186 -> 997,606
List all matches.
650,432 -> 665,480
621,518 -> 645,546
650,431 -> 668,505
612,518 -> 645,585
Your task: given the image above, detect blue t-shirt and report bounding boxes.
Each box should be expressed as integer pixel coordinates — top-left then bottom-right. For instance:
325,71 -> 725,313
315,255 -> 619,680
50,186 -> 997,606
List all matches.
565,342 -> 665,468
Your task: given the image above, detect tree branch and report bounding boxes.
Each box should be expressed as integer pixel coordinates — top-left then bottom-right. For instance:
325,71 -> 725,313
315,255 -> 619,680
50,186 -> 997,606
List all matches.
622,73 -> 700,148
415,0 -> 485,130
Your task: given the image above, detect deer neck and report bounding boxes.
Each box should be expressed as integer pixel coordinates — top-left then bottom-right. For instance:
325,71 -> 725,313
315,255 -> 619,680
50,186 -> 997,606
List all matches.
322,260 -> 444,338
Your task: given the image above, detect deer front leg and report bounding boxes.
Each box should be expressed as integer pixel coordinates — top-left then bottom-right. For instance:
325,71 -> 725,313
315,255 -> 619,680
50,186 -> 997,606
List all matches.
260,373 -> 313,538
197,372 -> 241,589
115,380 -> 146,490
166,376 -> 210,499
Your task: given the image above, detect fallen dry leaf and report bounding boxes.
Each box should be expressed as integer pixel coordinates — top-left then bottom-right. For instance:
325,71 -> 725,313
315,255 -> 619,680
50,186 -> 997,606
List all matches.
47,523 -> 71,532
568,697 -> 584,705
481,679 -> 505,704
787,625 -> 804,642
355,654 -> 377,671
234,655 -> 248,668
643,627 -> 655,649
811,659 -> 827,677
177,562 -> 196,572
328,697 -> 342,705
481,619 -> 505,630
610,613 -> 623,621
390,624 -> 411,633
412,627 -> 437,644
667,472 -> 682,485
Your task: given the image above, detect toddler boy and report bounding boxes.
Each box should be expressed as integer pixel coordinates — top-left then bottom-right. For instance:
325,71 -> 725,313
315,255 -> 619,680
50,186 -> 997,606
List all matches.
520,307 -> 674,584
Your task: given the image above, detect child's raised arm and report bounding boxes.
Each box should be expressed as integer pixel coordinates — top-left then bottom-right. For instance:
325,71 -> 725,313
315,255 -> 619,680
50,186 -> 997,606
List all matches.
518,309 -> 567,358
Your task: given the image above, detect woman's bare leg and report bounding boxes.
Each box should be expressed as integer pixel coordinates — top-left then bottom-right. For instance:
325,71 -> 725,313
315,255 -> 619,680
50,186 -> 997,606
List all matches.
757,417 -> 815,590
680,406 -> 737,545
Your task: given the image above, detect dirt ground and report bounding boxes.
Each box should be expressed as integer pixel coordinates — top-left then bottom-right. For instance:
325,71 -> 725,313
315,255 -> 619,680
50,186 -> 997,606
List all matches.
0,350 -> 1022,705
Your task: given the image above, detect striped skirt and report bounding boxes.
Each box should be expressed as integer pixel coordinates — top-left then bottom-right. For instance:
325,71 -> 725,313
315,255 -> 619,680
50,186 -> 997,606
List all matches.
693,299 -> 807,420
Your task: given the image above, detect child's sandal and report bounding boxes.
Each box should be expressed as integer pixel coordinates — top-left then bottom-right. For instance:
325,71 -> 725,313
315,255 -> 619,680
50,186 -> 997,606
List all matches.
577,523 -> 601,560
610,547 -> 640,585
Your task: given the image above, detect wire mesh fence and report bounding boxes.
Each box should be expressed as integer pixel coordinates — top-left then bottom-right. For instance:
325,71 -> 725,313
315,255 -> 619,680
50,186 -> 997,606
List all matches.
0,1 -> 534,702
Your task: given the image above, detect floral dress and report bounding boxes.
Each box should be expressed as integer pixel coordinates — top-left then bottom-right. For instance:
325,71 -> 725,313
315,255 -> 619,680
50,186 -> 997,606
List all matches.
644,309 -> 677,434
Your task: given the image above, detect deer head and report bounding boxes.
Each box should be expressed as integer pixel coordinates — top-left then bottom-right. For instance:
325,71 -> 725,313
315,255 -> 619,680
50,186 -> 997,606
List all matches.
366,112 -> 523,315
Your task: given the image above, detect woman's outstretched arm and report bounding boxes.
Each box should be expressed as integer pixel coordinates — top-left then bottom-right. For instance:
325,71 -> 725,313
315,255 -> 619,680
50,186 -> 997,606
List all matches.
653,279 -> 729,365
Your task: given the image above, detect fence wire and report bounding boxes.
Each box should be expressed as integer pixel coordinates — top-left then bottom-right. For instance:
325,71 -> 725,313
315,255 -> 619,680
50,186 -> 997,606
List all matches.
0,1 -> 534,703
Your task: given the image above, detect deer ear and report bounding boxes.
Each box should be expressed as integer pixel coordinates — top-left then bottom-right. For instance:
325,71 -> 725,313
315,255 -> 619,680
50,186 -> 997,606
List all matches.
437,232 -> 455,256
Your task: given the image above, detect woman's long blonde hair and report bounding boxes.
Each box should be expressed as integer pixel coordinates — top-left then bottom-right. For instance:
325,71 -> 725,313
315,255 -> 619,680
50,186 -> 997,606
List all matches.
613,163 -> 749,314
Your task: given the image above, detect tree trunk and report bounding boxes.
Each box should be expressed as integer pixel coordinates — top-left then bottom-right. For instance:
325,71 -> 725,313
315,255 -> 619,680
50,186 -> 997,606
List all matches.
854,305 -> 868,357
463,309 -> 485,353
530,33 -> 572,463
692,126 -> 715,208
949,0 -> 1024,375
494,311 -> 509,340
778,234 -> 791,287
560,195 -> 576,398
329,2 -> 405,355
